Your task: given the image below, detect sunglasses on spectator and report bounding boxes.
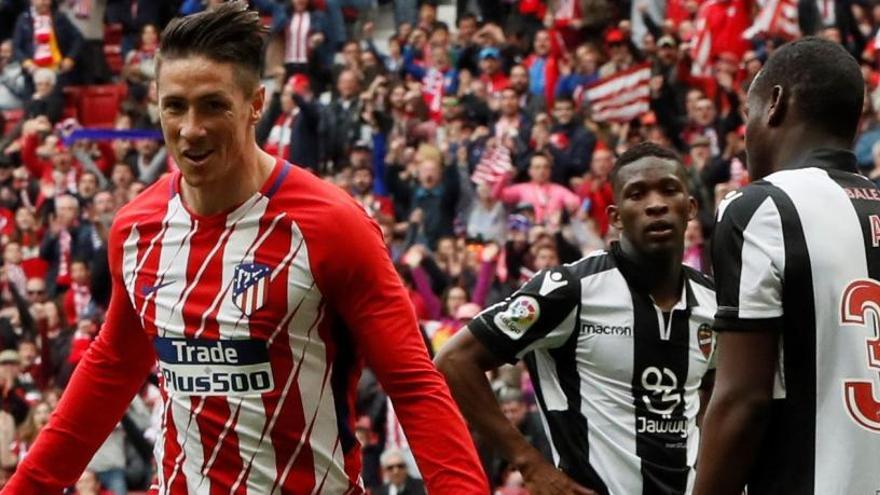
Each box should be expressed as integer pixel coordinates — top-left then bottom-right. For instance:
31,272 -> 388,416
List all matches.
28,289 -> 45,295
384,463 -> 406,471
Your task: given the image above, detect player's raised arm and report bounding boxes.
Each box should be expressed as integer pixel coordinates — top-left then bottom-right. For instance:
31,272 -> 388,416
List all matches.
2,222 -> 156,494
320,200 -> 488,494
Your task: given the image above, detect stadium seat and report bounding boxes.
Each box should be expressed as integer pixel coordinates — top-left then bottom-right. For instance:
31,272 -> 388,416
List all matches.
62,86 -> 82,121
104,23 -> 124,76
2,108 -> 23,135
78,84 -> 127,128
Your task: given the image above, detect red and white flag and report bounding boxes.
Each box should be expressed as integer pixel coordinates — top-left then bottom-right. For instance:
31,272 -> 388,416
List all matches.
743,0 -> 800,41
471,145 -> 513,186
690,3 -> 714,77
585,64 -> 652,123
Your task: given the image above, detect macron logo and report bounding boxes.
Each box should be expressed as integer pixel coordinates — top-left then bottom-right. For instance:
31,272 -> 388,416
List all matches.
539,271 -> 568,296
141,280 -> 174,297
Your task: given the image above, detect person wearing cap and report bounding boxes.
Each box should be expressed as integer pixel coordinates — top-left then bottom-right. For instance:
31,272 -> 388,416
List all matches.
599,28 -> 636,78
257,70 -> 321,171
478,46 -> 510,97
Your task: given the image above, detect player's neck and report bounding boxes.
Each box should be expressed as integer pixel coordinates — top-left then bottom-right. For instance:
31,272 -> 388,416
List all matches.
617,238 -> 683,310
774,128 -> 851,173
181,146 -> 276,217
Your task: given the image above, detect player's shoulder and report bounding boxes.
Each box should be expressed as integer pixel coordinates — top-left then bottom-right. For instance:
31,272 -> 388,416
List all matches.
683,265 -> 715,292
563,249 -> 618,280
715,180 -> 792,226
111,173 -> 177,233
276,165 -> 363,210
274,163 -> 377,234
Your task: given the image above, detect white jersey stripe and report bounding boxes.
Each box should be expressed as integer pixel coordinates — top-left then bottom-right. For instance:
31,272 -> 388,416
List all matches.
738,197 -> 786,319
579,269 -> 640,495
167,397 -> 207,494
154,393 -> 171,494
152,196 -> 197,337
122,224 -> 140,300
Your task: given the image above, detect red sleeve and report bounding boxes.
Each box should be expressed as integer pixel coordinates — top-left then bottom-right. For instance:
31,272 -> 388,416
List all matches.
2,221 -> 156,495
21,134 -> 50,180
95,141 -> 116,175
62,290 -> 75,326
311,200 -> 488,494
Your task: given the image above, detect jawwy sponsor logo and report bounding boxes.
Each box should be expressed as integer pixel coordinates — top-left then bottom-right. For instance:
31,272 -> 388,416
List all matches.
493,296 -> 540,340
154,337 -> 275,397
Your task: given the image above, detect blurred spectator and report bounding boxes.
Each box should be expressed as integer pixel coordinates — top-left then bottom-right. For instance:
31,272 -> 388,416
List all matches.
493,152 -> 580,226
322,68 -> 363,168
257,71 -> 321,170
0,39 -> 27,111
547,97 -> 595,185
121,24 -> 158,89
276,0 -> 332,84
10,399 -> 50,462
73,469 -> 112,495
0,350 -> 31,425
478,46 -> 509,97
523,29 -> 559,109
39,194 -> 95,297
23,69 -> 62,122
59,0 -> 110,85
376,448 -> 426,495
12,0 -> 83,89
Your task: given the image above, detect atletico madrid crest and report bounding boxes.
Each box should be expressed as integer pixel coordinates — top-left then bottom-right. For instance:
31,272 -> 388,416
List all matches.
232,263 -> 271,316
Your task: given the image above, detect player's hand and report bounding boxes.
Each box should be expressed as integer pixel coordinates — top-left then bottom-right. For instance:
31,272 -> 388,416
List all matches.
520,458 -> 598,495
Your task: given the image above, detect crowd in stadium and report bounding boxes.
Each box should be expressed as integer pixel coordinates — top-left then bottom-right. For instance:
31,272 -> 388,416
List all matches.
0,0 -> 876,493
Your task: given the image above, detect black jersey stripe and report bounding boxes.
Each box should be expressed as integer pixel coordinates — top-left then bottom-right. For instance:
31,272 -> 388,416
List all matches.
631,291 -> 691,494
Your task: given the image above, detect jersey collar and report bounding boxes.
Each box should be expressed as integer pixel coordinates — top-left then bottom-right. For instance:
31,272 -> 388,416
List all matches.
609,241 -> 699,309
789,147 -> 858,174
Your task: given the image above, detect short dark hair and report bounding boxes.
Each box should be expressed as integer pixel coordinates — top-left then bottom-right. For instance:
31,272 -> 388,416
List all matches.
610,142 -> 686,197
751,36 -> 864,141
554,97 -> 575,108
157,1 -> 267,94
458,12 -> 478,26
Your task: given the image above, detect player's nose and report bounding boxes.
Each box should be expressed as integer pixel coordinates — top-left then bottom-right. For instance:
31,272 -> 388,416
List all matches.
178,108 -> 208,141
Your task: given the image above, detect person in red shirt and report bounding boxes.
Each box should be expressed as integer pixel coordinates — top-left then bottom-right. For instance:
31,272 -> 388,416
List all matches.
576,144 -> 615,236
479,46 -> 510,97
2,4 -> 488,494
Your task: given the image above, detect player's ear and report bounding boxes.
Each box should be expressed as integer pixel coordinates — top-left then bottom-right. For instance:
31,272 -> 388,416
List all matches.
607,204 -> 622,231
687,195 -> 698,221
766,84 -> 786,128
250,84 -> 266,124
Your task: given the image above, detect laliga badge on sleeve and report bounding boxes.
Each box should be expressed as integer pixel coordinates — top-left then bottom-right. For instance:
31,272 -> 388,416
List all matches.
493,296 -> 540,340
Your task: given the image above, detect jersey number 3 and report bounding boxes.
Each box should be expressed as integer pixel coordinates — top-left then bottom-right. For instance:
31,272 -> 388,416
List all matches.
839,279 -> 880,432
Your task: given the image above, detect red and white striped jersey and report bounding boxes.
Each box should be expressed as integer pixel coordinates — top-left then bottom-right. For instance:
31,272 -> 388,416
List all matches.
4,160 -> 487,495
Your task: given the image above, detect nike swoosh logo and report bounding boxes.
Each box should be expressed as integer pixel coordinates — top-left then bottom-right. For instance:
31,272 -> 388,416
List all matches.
539,271 -> 568,296
141,280 -> 174,297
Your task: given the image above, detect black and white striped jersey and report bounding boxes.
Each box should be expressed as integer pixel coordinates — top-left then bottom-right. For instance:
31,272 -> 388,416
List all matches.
469,243 -> 717,495
713,148 -> 880,494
